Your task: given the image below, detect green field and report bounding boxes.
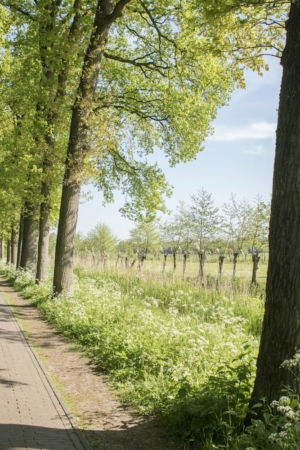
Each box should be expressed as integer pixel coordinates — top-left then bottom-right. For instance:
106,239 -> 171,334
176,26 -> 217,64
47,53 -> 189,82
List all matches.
74,253 -> 269,285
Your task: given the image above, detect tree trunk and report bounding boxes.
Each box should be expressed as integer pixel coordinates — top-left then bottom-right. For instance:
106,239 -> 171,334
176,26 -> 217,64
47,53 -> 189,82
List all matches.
20,215 -> 39,272
16,214 -> 24,269
53,183 -> 81,295
162,254 -> 168,274
131,257 -> 137,268
183,252 -> 189,281
0,235 -> 4,259
218,255 -> 225,278
116,253 -> 120,268
6,240 -> 11,264
232,252 -> 239,277
249,2 -> 300,413
172,250 -> 177,273
197,250 -> 205,285
11,227 -> 18,267
36,183 -> 51,283
52,0 -> 130,296
138,254 -> 146,272
251,253 -> 260,284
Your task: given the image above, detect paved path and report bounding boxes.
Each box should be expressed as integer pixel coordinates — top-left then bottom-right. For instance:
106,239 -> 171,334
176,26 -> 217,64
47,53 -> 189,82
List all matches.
0,287 -> 91,450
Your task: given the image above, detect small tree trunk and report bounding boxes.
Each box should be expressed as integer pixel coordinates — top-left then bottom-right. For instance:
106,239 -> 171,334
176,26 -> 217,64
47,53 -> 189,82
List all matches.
11,227 -> 18,267
218,255 -> 225,278
116,253 -> 120,268
197,250 -> 205,285
36,181 -> 51,283
233,252 -> 239,277
131,257 -> 137,268
251,253 -> 260,284
172,250 -> 177,273
183,252 -> 189,281
0,235 -> 4,259
162,254 -> 168,274
138,254 -> 146,272
16,214 -> 24,269
6,240 -> 11,264
20,215 -> 39,272
125,256 -> 129,269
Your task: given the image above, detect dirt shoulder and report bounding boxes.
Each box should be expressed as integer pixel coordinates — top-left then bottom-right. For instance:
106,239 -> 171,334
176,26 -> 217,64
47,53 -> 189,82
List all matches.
0,279 -> 183,450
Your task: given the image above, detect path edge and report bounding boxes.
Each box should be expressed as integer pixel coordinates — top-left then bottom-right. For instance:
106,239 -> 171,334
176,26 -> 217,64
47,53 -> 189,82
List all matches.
0,278 -> 93,450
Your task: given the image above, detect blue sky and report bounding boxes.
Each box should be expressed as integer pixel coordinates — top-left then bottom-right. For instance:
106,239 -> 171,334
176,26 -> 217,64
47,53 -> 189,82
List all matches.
77,56 -> 282,240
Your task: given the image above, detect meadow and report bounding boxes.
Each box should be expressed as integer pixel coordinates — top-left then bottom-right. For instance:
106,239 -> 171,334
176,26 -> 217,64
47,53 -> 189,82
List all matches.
74,252 -> 269,285
4,258 -> 299,449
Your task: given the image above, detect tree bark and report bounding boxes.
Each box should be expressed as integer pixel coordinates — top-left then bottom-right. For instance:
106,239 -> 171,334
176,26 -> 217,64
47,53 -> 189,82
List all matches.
183,252 -> 189,281
232,252 -> 239,277
249,1 -> 300,413
116,253 -> 121,268
53,183 -> 81,295
218,255 -> 225,278
11,227 -> 18,267
53,0 -> 131,296
16,214 -> 24,269
0,235 -> 4,259
36,180 -> 51,283
172,250 -> 177,273
20,215 -> 39,272
251,253 -> 260,284
162,253 -> 168,274
6,240 -> 11,264
197,250 -> 205,285
6,239 -> 11,264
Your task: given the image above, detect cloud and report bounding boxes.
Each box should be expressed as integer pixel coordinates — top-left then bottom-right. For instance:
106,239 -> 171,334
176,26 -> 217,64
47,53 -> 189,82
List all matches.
243,144 -> 264,155
207,121 -> 276,142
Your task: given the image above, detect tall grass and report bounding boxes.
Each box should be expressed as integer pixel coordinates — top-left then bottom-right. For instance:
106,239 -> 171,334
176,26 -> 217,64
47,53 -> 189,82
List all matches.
1,262 -> 264,449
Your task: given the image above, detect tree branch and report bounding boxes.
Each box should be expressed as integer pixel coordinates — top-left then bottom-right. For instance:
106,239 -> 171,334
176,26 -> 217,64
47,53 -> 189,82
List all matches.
139,0 -> 176,48
4,1 -> 35,20
103,51 -> 171,75
106,0 -> 132,24
109,148 -> 143,174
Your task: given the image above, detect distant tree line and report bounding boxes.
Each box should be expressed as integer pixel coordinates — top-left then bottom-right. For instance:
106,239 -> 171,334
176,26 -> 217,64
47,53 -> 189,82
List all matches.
70,190 -> 270,264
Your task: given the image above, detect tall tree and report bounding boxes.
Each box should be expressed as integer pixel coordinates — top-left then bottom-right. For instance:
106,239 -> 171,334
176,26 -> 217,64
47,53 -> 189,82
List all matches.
52,0 -> 252,295
249,1 -> 300,407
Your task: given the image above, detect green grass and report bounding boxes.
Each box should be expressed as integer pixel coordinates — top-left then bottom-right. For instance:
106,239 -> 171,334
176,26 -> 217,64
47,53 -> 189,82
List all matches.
1,262 -> 264,449
74,253 -> 268,284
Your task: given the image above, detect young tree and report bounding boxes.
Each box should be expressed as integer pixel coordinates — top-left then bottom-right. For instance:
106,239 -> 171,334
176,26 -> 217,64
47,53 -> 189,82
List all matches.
85,222 -> 117,254
129,221 -> 160,254
247,195 -> 270,255
190,189 -> 221,252
161,201 -> 194,272
222,194 -> 251,255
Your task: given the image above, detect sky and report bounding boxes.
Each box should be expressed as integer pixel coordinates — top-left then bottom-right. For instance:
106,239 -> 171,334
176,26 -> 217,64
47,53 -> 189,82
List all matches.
77,56 -> 283,240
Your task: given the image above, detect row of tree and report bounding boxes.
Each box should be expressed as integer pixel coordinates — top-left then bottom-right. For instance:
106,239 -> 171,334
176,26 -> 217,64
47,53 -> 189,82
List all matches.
72,190 -> 270,260
0,0 -> 285,297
